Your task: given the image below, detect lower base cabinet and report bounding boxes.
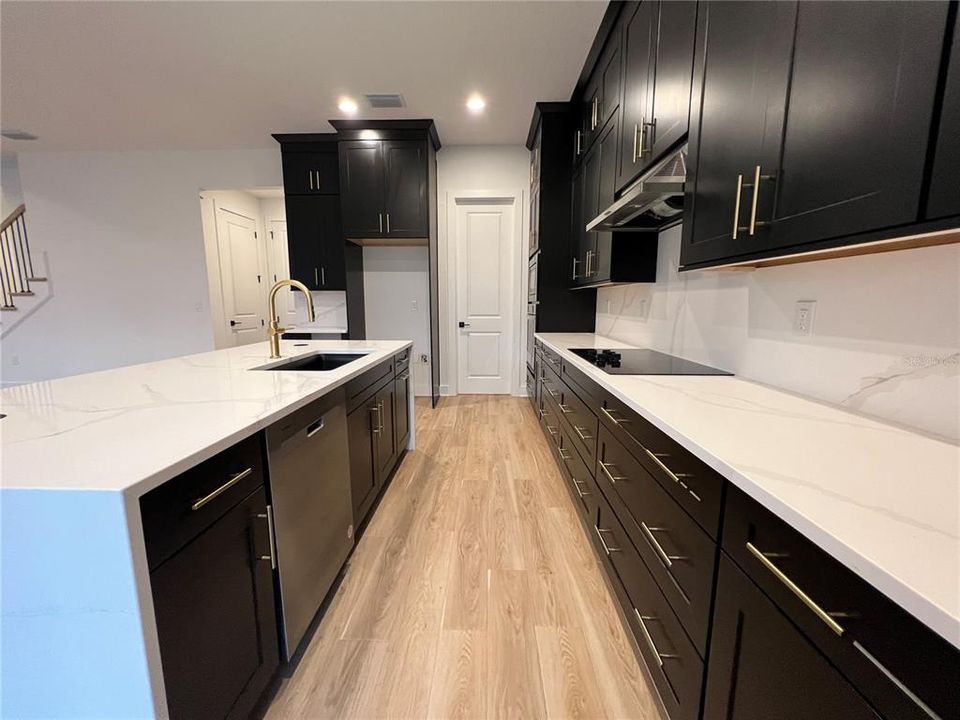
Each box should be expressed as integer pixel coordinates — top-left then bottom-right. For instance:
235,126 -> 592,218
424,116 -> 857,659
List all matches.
149,486 -> 279,720
704,556 -> 880,720
347,351 -> 410,529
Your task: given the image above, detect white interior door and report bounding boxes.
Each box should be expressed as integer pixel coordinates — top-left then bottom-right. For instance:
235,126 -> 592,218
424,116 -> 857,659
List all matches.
215,207 -> 265,345
455,200 -> 516,394
266,220 -> 298,326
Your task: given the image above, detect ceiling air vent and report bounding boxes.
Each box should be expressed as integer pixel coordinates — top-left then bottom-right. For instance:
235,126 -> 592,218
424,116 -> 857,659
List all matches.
365,94 -> 405,109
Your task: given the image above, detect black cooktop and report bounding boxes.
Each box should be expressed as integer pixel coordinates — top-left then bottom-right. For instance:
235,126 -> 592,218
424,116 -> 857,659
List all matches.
569,348 -> 732,376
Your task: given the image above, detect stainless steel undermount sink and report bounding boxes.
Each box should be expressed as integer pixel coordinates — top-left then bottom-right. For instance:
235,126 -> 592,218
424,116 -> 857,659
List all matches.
253,351 -> 371,372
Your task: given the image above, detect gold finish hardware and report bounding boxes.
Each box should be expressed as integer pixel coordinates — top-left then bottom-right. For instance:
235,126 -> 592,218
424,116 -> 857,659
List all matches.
575,130 -> 582,156
308,170 -> 314,191
641,522 -> 686,568
572,257 -> 580,280
558,448 -> 572,461
638,117 -> 647,160
746,541 -> 845,636
633,124 -> 640,163
371,405 -> 381,434
192,467 -> 253,511
732,174 -> 744,240
572,479 -> 591,498
546,425 -> 559,436
267,279 -> 315,359
633,610 -> 679,666
643,447 -> 682,486
749,164 -> 761,235
386,213 -> 391,233
378,213 -> 383,233
599,405 -> 627,425
594,526 -> 621,555
558,403 -> 573,414
598,460 -> 626,485
257,504 -> 277,569
573,425 -> 593,442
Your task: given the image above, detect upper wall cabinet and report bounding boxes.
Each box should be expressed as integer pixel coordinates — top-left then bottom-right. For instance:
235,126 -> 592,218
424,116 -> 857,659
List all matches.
577,24 -> 622,159
339,139 -> 428,241
682,1 -> 952,269
281,150 -> 339,196
927,11 -> 960,221
617,1 -> 698,191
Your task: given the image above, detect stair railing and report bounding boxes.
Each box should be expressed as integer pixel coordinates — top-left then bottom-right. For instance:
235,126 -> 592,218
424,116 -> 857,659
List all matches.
0,204 -> 45,311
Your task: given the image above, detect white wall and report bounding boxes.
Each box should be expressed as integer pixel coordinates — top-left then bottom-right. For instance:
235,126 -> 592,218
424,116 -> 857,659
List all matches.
363,246 -> 431,396
596,225 -> 960,441
4,149 -> 282,383
1,155 -> 24,218
436,145 -> 529,395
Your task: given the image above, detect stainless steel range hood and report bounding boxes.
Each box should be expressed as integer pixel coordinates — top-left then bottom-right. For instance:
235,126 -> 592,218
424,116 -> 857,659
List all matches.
587,145 -> 687,232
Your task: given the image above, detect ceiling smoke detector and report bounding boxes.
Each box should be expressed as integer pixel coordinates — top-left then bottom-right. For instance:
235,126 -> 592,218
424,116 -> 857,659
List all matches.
1,130 -> 38,141
365,94 -> 405,109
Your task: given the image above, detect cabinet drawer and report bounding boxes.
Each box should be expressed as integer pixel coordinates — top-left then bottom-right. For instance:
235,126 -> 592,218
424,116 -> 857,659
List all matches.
539,398 -> 561,450
561,356 -> 600,406
394,348 -> 410,376
141,433 -> 265,570
541,362 -> 563,406
541,345 -> 562,376
594,491 -> 704,720
346,357 -> 395,412
596,426 -> 716,656
557,422 -> 598,521
724,486 -> 960,720
556,378 -> 597,468
596,387 -> 724,538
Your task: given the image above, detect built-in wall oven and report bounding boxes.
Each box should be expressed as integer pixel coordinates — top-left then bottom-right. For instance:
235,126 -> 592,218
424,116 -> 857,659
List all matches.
526,255 -> 538,372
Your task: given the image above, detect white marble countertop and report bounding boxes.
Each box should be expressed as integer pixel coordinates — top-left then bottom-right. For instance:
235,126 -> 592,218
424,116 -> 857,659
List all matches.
537,332 -> 960,649
1,339 -> 411,497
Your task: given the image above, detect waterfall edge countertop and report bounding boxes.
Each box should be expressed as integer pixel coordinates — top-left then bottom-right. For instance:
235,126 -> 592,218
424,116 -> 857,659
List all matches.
0,339 -> 412,496
537,332 -> 960,650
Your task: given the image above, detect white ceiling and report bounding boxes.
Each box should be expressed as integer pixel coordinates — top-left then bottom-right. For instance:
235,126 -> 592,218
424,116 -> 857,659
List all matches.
1,1 -> 605,151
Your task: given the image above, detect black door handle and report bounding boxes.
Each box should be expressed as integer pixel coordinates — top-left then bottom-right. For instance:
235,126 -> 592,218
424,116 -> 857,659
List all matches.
230,320 -> 242,327
458,321 -> 471,328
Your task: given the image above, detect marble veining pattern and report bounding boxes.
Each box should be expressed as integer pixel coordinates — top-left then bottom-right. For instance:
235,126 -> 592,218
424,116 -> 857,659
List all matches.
537,332 -> 960,650
0,339 -> 411,496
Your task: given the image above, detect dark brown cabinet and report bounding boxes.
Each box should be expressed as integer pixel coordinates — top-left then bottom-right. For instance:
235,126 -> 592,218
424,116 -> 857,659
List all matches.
284,195 -> 345,291
142,445 -> 279,720
767,2 -> 947,249
579,26 -> 622,156
346,355 -> 408,529
394,364 -> 410,451
704,556 -> 881,720
927,10 -> 960,221
281,150 -> 339,196
574,112 -> 658,288
617,1 -> 698,191
339,139 -> 428,240
682,1 -> 952,269
680,1 -> 795,267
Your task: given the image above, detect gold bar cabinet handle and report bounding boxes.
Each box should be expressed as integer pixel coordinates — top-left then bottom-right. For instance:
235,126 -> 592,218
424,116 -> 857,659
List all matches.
192,467 -> 253,511
732,174 -> 744,240
746,541 -> 845,636
749,164 -> 762,236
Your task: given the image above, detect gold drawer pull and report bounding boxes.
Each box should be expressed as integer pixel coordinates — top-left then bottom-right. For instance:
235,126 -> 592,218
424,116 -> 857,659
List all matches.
573,425 -> 593,442
640,523 -> 687,569
746,541 -> 845,636
598,460 -> 626,485
594,526 -> 621,555
599,405 -> 629,425
191,467 -> 253,511
633,610 -> 680,668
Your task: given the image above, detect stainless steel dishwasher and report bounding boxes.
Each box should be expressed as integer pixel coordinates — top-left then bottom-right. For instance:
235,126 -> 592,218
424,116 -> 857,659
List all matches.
266,387 -> 354,660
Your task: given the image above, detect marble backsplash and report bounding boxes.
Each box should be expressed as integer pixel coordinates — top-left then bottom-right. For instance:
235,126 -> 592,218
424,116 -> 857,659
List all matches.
596,225 -> 960,441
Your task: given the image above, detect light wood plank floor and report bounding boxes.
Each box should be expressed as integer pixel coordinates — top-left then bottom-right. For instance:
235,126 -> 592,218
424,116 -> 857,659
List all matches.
265,395 -> 660,719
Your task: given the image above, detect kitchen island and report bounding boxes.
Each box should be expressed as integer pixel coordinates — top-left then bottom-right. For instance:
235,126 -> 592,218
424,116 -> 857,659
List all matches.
1,339 -> 414,719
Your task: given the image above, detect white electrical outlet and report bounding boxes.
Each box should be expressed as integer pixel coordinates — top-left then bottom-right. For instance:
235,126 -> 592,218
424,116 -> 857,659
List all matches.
411,300 -> 418,311
794,300 -> 817,336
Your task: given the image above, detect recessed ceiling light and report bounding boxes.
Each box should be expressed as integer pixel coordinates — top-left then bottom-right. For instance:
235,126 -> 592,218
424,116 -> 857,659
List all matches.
338,98 -> 358,115
466,94 -> 486,113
